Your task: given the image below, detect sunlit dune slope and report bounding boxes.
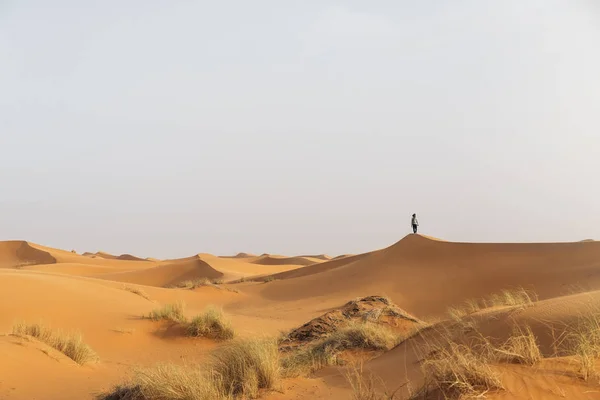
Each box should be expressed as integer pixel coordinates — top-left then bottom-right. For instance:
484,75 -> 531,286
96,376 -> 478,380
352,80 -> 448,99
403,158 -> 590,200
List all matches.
246,234 -> 600,317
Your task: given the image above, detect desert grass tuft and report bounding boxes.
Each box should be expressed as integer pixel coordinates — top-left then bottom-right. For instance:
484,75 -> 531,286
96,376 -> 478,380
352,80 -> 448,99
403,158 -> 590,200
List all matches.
315,321 -> 399,354
494,324 -> 542,365
563,311 -> 600,381
173,278 -> 239,293
146,301 -> 186,323
188,306 -> 235,340
418,341 -> 504,399
446,306 -> 468,322
174,278 -> 225,289
122,286 -> 152,301
485,287 -> 537,308
263,276 -> 276,283
447,287 -> 537,320
113,327 -> 135,334
101,364 -> 228,400
102,337 -> 279,400
210,337 -> 280,398
346,362 -> 403,400
12,321 -> 98,365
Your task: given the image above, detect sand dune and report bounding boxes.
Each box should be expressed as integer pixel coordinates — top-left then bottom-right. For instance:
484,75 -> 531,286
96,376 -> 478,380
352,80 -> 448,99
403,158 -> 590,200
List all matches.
247,254 -> 323,266
4,235 -> 600,399
82,251 -> 149,261
97,257 -> 224,287
0,240 -> 57,268
248,235 -> 600,316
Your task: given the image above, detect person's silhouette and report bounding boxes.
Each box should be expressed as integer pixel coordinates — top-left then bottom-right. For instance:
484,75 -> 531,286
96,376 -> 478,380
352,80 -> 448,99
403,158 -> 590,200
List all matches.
411,213 -> 419,234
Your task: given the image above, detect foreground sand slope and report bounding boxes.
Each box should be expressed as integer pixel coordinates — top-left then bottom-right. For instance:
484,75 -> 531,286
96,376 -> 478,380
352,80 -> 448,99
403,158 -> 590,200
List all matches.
313,290 -> 600,400
0,268 -> 246,399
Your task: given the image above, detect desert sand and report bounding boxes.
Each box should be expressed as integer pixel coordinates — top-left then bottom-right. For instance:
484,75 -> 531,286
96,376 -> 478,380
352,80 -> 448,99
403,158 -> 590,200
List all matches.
2,235 -> 600,399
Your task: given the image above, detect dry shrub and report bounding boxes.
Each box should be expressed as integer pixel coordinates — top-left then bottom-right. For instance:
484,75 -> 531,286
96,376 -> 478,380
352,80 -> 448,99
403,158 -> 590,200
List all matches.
146,301 -> 186,323
12,321 -> 98,365
494,324 -> 541,365
122,286 -> 152,301
188,306 -> 235,340
102,337 -> 279,400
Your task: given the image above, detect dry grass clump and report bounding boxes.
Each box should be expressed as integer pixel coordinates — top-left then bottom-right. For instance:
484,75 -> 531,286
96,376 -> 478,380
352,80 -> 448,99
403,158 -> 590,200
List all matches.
446,306 -> 468,322
413,321 -> 543,398
14,260 -> 38,269
173,278 -> 239,293
145,303 -> 236,341
447,287 -> 537,321
122,286 -> 152,301
113,327 -> 135,334
263,276 -> 276,283
12,321 -> 98,365
563,311 -> 600,381
282,322 -> 399,377
102,338 -> 280,400
188,306 -> 235,340
315,321 -> 399,354
494,324 -> 541,365
346,363 -> 403,400
417,341 -> 504,399
175,278 -> 224,289
211,338 -> 280,398
146,301 -> 186,323
486,288 -> 537,308
102,364 -> 227,400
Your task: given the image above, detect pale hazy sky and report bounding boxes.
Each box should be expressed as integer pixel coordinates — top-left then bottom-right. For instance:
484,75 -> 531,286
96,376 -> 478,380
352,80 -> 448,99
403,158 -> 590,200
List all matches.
1,1 -> 599,258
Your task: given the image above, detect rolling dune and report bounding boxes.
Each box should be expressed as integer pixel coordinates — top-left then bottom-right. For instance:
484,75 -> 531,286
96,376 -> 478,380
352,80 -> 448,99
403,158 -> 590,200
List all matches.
247,235 -> 600,317
3,235 -> 600,399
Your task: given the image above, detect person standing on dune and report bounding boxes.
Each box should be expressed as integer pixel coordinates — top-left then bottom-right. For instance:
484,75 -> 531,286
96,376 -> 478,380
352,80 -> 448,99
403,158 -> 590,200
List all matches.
411,213 -> 419,234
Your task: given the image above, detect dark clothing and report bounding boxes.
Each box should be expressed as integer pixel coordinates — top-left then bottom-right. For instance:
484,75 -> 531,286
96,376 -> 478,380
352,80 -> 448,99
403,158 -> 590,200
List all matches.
412,224 -> 418,234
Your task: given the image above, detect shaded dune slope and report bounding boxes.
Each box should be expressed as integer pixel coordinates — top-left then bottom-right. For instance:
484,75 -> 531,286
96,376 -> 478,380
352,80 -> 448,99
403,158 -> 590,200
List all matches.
0,241 -> 57,268
250,235 -> 600,317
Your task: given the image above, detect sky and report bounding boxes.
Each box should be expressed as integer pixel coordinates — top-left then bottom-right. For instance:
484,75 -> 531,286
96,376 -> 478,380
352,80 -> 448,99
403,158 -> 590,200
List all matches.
1,1 -> 599,258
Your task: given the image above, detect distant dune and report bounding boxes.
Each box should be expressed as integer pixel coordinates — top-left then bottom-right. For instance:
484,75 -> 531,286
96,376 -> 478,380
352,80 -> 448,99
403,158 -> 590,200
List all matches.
247,254 -> 322,266
97,257 -> 224,287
